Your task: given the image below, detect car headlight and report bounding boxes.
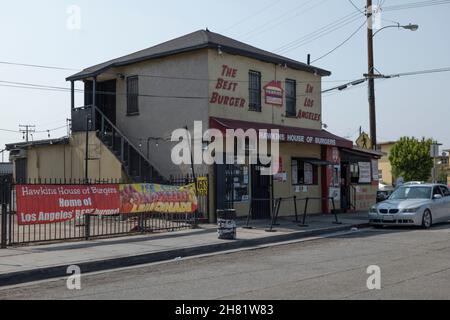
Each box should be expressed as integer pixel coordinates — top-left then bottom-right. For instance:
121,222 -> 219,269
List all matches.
402,207 -> 420,213
369,207 -> 378,213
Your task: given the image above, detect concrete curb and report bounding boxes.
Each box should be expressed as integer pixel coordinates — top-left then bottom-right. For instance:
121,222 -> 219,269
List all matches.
0,222 -> 370,287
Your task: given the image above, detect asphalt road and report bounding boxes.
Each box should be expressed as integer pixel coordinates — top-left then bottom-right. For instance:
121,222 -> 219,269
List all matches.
1,224 -> 450,300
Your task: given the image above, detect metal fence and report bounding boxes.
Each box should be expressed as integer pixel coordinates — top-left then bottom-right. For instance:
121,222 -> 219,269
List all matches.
169,173 -> 210,222
0,175 -> 209,247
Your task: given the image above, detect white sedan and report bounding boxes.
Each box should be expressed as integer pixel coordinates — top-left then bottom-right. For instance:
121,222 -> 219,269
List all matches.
369,184 -> 450,229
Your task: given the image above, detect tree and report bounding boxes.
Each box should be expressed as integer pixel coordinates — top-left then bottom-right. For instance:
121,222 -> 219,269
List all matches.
389,137 -> 434,183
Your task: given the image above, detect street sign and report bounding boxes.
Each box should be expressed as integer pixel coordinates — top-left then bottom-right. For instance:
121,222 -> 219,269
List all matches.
356,132 -> 373,150
196,177 -> 208,196
430,144 -> 441,158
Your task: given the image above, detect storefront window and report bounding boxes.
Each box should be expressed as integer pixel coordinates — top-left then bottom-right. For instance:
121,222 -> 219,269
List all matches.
225,163 -> 250,202
291,159 -> 318,186
350,162 -> 372,184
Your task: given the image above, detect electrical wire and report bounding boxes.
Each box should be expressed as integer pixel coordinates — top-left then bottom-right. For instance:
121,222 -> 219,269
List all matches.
220,0 -> 284,33
0,82 -> 324,99
383,0 -> 450,12
348,0 -> 366,14
0,61 -> 351,84
0,61 -> 79,71
311,20 -> 367,64
236,0 -> 326,40
274,12 -> 363,54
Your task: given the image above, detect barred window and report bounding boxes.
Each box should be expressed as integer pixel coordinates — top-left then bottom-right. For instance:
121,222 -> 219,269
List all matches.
285,79 -> 296,117
248,71 -> 261,111
127,76 -> 139,115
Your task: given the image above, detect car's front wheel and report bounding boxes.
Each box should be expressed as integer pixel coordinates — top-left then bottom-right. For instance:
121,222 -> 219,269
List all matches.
422,210 -> 433,229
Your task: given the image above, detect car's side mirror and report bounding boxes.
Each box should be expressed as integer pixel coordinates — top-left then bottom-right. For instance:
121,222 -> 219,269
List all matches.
433,194 -> 443,200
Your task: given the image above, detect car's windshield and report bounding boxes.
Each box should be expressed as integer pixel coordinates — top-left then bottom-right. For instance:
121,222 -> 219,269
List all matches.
389,186 -> 432,200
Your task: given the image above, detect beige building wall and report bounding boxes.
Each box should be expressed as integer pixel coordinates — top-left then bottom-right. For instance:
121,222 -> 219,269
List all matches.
274,143 -> 322,215
24,132 -> 123,181
207,50 -> 323,130
378,142 -> 395,185
206,50 -> 326,218
106,50 -> 210,178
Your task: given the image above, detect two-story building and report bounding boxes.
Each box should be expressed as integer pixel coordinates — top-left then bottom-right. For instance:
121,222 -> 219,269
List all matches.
7,30 -> 380,221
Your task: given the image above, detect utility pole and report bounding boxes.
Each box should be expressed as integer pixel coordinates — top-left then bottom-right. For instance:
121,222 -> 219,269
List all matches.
19,125 -> 36,143
366,0 -> 377,149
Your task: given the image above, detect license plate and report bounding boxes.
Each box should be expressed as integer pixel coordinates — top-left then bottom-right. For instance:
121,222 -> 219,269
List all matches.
383,215 -> 395,221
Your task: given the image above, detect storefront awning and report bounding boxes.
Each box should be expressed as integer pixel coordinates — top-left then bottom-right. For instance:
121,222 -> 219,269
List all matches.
210,117 -> 353,149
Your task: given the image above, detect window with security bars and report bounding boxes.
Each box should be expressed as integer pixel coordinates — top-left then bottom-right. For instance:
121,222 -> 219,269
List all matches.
248,71 -> 261,111
285,79 -> 296,117
127,76 -> 139,115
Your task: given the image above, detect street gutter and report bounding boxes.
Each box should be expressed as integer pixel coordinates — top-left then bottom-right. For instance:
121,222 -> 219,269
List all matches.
0,222 -> 370,287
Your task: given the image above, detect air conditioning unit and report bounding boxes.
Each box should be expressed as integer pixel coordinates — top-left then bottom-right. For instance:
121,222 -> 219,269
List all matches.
9,149 -> 27,160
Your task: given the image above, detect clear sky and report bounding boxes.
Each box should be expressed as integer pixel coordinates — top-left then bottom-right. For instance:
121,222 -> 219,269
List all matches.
1,0 -> 449,160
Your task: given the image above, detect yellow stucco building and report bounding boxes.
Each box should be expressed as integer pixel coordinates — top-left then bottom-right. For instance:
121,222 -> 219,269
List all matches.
6,30 -> 381,221
377,141 -> 396,186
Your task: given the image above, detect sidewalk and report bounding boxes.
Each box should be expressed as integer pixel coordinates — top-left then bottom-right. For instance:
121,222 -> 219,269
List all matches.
0,212 -> 369,287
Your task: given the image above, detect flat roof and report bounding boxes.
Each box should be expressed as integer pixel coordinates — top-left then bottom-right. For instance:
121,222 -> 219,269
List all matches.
5,137 -> 69,150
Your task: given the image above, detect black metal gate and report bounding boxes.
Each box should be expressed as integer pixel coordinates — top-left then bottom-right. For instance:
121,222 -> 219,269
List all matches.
0,176 -> 209,247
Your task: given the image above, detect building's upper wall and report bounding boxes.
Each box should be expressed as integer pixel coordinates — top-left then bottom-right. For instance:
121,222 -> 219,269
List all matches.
20,133 -> 123,181
207,49 -> 323,130
112,50 -> 210,177
379,143 -> 395,162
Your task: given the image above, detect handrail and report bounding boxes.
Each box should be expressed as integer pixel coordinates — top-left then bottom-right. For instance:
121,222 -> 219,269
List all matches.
77,105 -> 166,179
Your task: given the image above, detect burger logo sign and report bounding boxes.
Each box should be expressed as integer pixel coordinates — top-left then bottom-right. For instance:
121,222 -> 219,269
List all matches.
264,80 -> 284,106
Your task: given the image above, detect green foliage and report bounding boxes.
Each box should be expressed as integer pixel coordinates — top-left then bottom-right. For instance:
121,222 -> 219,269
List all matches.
389,137 -> 434,182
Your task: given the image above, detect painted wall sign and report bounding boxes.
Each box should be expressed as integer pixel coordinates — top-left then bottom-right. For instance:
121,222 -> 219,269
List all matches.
264,80 -> 284,106
210,65 -> 246,108
297,83 -> 321,122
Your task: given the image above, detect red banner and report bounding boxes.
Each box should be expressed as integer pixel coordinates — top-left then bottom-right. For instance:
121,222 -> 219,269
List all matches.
15,185 -> 120,225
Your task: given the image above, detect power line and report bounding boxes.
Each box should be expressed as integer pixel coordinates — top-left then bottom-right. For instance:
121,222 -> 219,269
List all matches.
2,66 -> 449,101
0,61 -> 78,71
0,62 -> 350,84
0,81 -> 325,99
220,0 -> 284,33
274,0 -> 450,56
348,0 -> 366,14
383,0 -> 450,12
311,20 -> 367,64
322,67 -> 450,94
274,12 -> 363,54
19,125 -> 36,142
236,0 -> 326,40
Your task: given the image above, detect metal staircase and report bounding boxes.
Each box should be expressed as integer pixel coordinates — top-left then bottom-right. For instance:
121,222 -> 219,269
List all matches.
72,105 -> 167,183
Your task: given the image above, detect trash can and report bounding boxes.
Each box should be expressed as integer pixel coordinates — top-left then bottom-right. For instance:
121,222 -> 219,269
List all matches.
217,209 -> 237,240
